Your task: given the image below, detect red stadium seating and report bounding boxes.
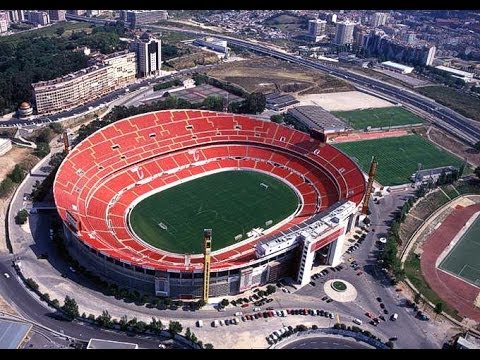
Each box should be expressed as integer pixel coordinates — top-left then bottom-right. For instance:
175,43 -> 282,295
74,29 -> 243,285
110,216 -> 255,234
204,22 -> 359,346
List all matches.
54,110 -> 365,271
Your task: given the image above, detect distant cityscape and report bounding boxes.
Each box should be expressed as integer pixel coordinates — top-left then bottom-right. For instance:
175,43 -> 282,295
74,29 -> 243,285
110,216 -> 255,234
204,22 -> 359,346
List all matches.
0,10 -> 479,116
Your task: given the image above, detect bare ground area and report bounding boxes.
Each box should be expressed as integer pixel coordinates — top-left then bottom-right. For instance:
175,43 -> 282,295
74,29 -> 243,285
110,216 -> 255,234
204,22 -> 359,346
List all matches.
206,56 -> 354,94
296,91 -> 395,111
416,126 -> 480,167
0,146 -> 33,182
0,294 -> 19,316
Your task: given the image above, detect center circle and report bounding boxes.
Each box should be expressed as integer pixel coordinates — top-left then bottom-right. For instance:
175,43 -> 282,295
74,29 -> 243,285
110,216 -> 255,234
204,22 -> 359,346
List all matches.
331,280 -> 347,292
128,169 -> 300,254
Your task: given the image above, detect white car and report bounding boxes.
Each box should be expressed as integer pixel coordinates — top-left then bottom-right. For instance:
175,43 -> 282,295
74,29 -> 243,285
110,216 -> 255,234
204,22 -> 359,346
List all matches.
3,273 -> 10,279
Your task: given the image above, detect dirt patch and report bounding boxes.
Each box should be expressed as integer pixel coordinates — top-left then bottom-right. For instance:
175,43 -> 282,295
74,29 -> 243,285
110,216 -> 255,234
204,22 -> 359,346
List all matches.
0,294 -> 19,316
296,91 -> 395,111
207,56 -> 353,94
0,146 -> 33,182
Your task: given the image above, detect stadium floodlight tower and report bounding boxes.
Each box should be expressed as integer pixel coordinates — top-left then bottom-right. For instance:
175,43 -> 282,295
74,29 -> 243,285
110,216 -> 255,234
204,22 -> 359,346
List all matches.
361,156 -> 378,215
203,229 -> 212,303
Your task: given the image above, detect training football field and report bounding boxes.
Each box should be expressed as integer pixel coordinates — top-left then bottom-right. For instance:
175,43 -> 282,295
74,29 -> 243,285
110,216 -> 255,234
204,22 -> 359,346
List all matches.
439,216 -> 480,287
334,135 -> 463,186
129,170 -> 299,254
332,106 -> 424,130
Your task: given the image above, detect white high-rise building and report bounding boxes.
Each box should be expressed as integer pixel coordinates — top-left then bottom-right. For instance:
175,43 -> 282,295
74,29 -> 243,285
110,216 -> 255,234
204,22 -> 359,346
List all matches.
334,21 -> 355,45
371,12 -> 388,27
0,12 -> 9,33
133,34 -> 161,78
327,13 -> 337,24
425,46 -> 436,66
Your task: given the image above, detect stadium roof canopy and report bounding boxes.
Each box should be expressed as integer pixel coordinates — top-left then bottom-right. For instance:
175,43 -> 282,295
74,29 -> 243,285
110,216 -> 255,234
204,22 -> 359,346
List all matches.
0,319 -> 32,349
87,338 -> 138,349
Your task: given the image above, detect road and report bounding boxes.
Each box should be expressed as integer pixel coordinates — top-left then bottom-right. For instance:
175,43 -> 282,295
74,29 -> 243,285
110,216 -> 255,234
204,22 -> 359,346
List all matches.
0,259 -> 176,349
280,336 -> 371,349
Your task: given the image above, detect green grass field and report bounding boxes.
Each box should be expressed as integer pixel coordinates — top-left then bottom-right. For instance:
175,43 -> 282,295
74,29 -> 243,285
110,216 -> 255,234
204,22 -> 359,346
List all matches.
332,107 -> 424,130
334,135 -> 463,186
439,217 -> 480,286
0,22 -> 92,44
129,170 -> 299,254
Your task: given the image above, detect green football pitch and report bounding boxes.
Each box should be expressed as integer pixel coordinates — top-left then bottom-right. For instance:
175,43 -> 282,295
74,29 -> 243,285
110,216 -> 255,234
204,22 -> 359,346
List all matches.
333,135 -> 463,186
439,216 -> 480,287
129,170 -> 300,254
332,107 -> 424,130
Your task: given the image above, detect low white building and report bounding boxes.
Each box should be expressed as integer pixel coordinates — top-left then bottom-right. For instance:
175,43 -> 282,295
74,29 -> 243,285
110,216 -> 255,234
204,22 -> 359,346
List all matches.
434,65 -> 475,83
380,61 -> 414,74
0,138 -> 12,156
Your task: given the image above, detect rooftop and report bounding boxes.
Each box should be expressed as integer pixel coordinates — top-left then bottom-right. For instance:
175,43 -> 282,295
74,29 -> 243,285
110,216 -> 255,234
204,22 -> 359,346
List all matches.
435,65 -> 474,78
381,61 -> 414,72
0,319 -> 32,349
87,338 -> 138,349
287,105 -> 348,133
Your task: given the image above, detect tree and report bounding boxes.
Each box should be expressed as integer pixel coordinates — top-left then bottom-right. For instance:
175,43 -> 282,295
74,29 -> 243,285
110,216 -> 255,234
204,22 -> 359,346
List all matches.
474,166 -> 480,180
134,321 -> 147,333
202,95 -> 224,111
196,299 -> 206,309
168,321 -> 183,337
204,343 -> 214,349
266,284 -> 276,294
56,27 -> 65,36
220,298 -> 229,307
97,310 -> 112,328
244,92 -> 266,114
15,209 -> 29,225
25,278 -> 39,291
61,296 -> 79,320
190,332 -> 198,343
49,122 -> 63,134
8,165 -> 25,184
434,302 -> 443,318
185,327 -> 192,340
34,142 -> 51,158
270,114 -> 284,123
49,152 -> 66,168
119,315 -> 129,331
385,340 -> 394,349
0,178 -> 14,198
149,317 -> 164,334
414,292 -> 422,305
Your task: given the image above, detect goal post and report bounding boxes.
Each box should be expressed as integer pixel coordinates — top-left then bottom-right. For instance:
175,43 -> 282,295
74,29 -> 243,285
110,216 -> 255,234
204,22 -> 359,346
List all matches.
158,222 -> 168,230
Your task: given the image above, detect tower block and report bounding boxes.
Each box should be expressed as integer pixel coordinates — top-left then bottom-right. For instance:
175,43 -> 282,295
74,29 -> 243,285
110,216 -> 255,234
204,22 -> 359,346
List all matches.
203,229 -> 212,302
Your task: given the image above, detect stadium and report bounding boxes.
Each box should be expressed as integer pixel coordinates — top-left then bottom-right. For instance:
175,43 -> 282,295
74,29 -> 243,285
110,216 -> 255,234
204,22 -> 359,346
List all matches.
53,110 -> 366,298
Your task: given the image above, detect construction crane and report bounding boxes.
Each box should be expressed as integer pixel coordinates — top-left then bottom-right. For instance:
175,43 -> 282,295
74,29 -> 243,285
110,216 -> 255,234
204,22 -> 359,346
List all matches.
203,229 -> 212,303
361,156 -> 378,215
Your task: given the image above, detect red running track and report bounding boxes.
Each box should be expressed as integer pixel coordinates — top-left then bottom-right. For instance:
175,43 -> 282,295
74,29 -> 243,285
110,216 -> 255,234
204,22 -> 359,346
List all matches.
420,203 -> 480,322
